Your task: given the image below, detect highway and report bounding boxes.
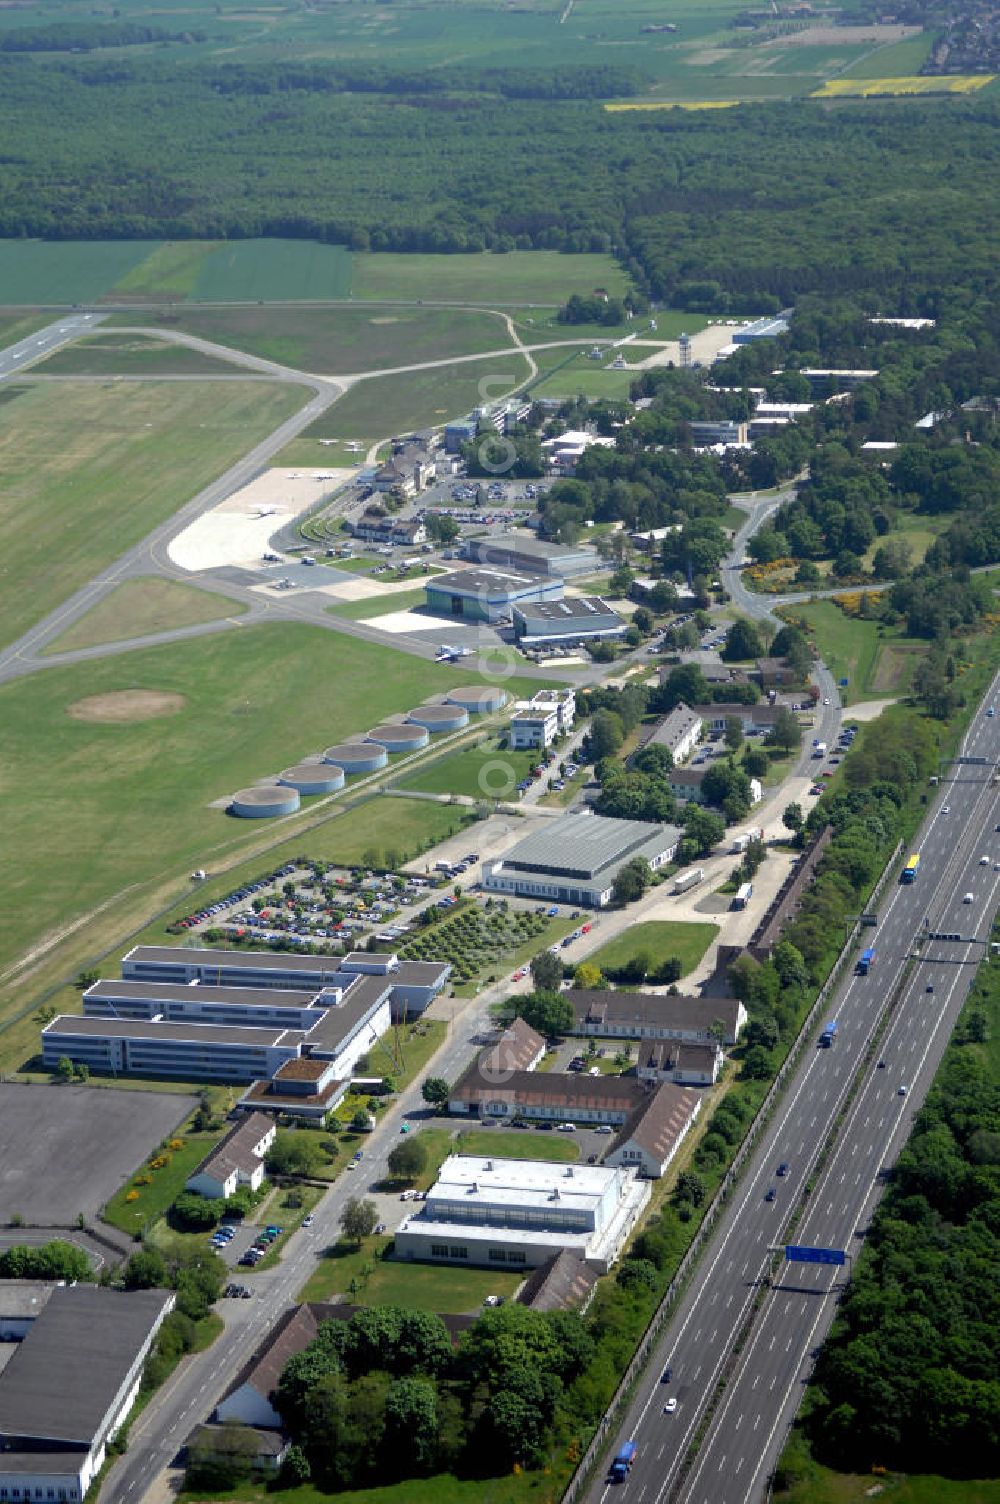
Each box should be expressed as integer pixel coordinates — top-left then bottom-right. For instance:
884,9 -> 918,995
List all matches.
0,312 -> 105,379
587,675 -> 1000,1504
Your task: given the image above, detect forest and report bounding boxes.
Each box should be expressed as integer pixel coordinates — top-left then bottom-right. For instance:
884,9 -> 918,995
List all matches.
0,51 -> 998,310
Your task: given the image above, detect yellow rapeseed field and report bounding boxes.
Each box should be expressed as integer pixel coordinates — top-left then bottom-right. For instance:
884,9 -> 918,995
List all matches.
813,75 -> 994,98
604,100 -> 740,112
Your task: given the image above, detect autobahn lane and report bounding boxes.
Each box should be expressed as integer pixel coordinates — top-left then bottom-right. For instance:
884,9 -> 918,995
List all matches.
680,772 -> 1000,1504
0,312 -> 105,379
589,677 -> 1000,1504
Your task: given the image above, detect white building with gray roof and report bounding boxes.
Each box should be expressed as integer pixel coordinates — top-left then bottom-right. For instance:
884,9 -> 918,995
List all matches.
0,1285 -> 174,1501
483,811 -> 680,909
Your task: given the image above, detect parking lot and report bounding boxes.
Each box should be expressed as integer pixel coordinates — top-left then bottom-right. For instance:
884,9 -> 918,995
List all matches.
0,1083 -> 194,1226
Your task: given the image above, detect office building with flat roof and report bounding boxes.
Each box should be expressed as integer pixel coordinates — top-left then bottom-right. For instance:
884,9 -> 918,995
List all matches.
394,1155 -> 650,1273
483,811 -> 680,909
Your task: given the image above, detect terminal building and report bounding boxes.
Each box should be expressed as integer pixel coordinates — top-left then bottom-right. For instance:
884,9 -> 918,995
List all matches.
0,1285 -> 175,1502
512,597 -> 626,649
394,1154 -> 651,1273
483,811 -> 680,909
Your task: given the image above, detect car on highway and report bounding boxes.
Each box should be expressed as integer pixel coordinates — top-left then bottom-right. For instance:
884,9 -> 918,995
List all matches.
823,696 -> 831,705
963,892 -> 974,904
943,805 -> 951,814
988,706 -> 996,717
877,1059 -> 886,1068
980,855 -> 990,865
898,1084 -> 908,1096
661,1366 -> 673,1384
777,1162 -> 789,1176
765,1187 -> 776,1202
663,1398 -> 678,1414
926,984 -> 935,993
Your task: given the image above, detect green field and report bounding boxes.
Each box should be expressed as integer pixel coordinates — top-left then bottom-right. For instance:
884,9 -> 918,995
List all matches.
299,1230 -> 523,1310
841,30 -> 936,79
511,308 -> 709,343
327,588 -> 430,621
783,601 -> 882,703
0,379 -> 304,649
0,626 -> 491,1037
42,578 -> 243,655
111,306 -> 515,375
34,333 -> 245,376
454,1129 -> 578,1162
0,312 -> 53,347
588,920 -> 719,978
529,357 -> 638,401
111,242 -> 223,300
0,240 -> 157,303
103,1124 -> 220,1237
190,240 -> 353,302
281,355 -> 532,459
394,737 -> 542,799
350,251 -> 629,304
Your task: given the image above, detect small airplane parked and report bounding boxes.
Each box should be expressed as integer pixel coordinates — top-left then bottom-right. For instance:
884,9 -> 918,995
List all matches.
435,644 -> 473,662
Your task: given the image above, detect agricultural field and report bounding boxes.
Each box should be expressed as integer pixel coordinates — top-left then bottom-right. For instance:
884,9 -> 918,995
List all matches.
813,74 -> 995,97
280,355 -> 532,460
401,903 -> 575,991
42,578 -> 243,656
112,306 -> 515,375
33,333 -> 244,376
587,920 -> 719,979
0,379 -> 304,649
349,250 -> 630,304
0,240 -> 156,304
0,624 -> 491,1051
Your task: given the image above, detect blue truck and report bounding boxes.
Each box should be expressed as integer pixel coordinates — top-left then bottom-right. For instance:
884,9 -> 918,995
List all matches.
819,1019 -> 838,1048
857,947 -> 875,975
611,1440 -> 637,1482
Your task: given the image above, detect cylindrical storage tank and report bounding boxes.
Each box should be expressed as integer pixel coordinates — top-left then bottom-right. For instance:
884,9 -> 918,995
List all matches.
231,786 -> 300,819
445,686 -> 508,714
366,722 -> 430,753
323,741 -> 388,773
407,703 -> 469,733
279,762 -> 345,795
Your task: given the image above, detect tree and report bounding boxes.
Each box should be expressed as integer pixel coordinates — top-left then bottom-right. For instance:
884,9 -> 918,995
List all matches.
767,707 -> 802,753
186,1422 -> 261,1490
54,1055 -> 74,1082
612,856 -> 652,904
340,1197 -> 379,1246
632,605 -> 654,635
383,1376 -> 439,1473
782,801 -> 804,834
421,1076 -> 450,1108
512,989 -> 575,1037
724,717 -> 744,752
424,512 -> 460,546
171,1192 -> 219,1232
682,804 -> 726,857
122,1248 -> 168,1290
743,744 -> 768,778
722,618 -> 764,662
588,708 -> 624,761
674,1171 -> 706,1207
267,1132 -> 324,1178
387,1136 -> 427,1182
529,949 -> 564,992
574,962 -> 605,990
650,663 -> 708,714
351,1108 -> 373,1133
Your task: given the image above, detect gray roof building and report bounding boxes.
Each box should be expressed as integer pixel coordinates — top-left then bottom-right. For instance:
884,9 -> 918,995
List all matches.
516,1251 -> 599,1312
0,1285 -> 173,1490
567,988 -> 747,1047
633,702 -> 703,763
462,535 -> 597,579
483,811 -> 680,909
513,596 -> 626,646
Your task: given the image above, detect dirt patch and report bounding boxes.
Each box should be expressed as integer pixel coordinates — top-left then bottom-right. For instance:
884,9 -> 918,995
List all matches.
67,689 -> 187,723
869,642 -> 926,695
777,23 -> 920,44
369,317 -> 400,325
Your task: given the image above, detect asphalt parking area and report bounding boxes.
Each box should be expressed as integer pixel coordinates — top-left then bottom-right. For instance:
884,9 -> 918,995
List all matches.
0,1082 -> 194,1226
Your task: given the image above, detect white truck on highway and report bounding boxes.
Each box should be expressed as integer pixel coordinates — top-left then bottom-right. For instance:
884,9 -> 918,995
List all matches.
812,741 -> 827,758
673,867 -> 704,895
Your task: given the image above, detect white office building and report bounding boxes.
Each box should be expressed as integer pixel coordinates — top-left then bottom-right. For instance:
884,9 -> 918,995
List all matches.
394,1155 -> 651,1274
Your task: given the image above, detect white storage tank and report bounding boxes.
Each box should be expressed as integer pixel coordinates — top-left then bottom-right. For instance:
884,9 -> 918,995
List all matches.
323,741 -> 388,773
366,723 -> 430,753
231,786 -> 301,819
279,762 -> 346,795
444,686 -> 508,714
407,703 -> 469,732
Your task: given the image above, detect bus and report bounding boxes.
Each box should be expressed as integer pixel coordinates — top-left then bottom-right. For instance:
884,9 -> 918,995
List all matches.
857,947 -> 875,975
902,853 -> 921,883
819,1019 -> 838,1048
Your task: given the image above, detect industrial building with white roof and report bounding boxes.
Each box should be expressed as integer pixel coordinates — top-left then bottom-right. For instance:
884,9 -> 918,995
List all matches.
394,1154 -> 650,1273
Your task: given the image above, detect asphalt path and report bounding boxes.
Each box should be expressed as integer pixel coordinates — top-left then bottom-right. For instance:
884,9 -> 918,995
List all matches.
587,675 -> 1000,1504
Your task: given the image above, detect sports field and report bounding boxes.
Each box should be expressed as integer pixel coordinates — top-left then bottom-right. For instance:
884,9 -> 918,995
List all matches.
0,379 -> 303,648
280,354 -> 532,460
112,306 -> 515,374
41,578 -> 243,655
0,625 -> 490,1038
34,333 -> 243,376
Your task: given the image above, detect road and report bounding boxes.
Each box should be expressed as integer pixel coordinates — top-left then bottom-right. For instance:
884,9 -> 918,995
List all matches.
585,676 -> 1000,1504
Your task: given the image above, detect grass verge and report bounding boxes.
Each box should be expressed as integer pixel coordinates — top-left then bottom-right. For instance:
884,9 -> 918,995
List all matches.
587,920 -> 720,979
42,578 -> 242,654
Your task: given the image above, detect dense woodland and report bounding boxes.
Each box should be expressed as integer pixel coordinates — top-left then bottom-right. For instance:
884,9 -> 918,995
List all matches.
0,53 -> 999,310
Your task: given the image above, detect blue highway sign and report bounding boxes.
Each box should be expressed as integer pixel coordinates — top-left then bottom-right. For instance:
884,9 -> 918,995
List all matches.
785,1245 -> 846,1266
